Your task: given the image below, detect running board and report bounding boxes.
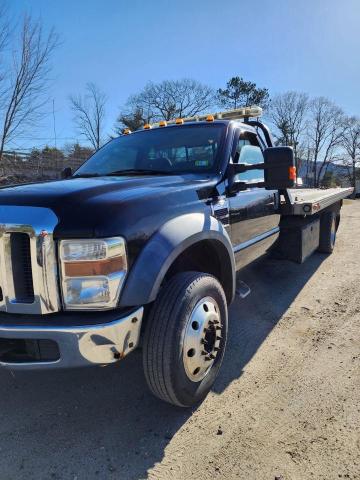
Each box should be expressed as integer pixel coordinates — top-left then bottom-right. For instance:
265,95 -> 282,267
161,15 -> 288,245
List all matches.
235,280 -> 251,299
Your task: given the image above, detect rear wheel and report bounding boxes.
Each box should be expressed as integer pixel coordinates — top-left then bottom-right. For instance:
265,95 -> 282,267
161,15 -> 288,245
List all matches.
318,211 -> 337,254
142,271 -> 228,407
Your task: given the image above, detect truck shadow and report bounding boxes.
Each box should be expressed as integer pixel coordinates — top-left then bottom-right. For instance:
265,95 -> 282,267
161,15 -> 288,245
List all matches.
0,252 -> 326,480
214,251 -> 326,393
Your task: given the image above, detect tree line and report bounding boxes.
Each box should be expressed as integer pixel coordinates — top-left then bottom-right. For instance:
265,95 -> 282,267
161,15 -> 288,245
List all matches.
0,10 -> 358,190
270,92 -> 360,188
70,79 -> 359,189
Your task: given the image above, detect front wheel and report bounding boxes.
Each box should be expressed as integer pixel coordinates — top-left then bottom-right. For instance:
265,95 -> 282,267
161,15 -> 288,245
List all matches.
142,272 -> 228,407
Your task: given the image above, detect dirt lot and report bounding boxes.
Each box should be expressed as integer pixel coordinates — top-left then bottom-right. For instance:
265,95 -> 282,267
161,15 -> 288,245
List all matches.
0,201 -> 359,480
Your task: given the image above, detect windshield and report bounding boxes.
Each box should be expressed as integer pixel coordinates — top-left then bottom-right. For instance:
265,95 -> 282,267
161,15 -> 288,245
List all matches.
75,124 -> 226,176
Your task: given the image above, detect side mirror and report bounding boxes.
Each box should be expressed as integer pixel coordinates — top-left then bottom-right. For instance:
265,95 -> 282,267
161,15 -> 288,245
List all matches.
61,167 -> 72,179
227,145 -> 296,193
263,146 -> 296,190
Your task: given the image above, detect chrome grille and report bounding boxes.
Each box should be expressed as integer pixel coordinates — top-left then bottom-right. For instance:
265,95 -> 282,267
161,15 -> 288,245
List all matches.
10,233 -> 34,303
0,206 -> 60,314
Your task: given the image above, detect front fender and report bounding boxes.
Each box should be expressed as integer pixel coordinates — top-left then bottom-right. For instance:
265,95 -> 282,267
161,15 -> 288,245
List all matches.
119,213 -> 235,306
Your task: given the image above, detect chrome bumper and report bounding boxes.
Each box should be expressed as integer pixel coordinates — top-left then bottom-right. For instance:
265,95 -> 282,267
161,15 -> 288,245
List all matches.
0,307 -> 143,370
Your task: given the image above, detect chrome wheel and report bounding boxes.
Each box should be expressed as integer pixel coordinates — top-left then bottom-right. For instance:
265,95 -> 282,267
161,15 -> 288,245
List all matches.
183,296 -> 222,382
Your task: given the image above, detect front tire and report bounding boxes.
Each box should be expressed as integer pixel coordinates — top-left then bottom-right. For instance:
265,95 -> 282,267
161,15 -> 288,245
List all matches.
142,272 -> 228,407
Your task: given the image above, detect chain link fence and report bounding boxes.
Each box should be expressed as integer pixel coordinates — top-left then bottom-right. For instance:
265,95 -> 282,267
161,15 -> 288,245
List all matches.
0,149 -> 91,185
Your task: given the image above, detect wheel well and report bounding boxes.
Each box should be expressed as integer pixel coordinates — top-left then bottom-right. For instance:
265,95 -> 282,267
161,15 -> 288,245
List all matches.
164,240 -> 234,304
322,201 -> 341,229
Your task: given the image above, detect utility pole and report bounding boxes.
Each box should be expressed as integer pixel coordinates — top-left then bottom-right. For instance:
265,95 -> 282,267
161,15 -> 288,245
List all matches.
52,99 -> 57,149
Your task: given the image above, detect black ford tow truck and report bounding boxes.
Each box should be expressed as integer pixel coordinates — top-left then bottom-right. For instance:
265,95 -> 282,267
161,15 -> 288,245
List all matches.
0,106 -> 352,407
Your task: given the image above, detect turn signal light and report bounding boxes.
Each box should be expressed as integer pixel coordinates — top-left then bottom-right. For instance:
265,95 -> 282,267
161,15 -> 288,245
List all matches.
289,166 -> 297,181
64,257 -> 126,277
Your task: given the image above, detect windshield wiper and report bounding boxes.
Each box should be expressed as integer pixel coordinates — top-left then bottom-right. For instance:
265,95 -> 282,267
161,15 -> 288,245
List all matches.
72,173 -> 101,178
104,169 -> 175,176
73,169 -> 178,178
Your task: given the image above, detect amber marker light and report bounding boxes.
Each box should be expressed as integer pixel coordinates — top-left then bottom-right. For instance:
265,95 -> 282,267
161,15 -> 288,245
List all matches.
289,166 -> 297,181
159,120 -> 167,127
175,118 -> 184,125
123,128 -> 131,135
64,257 -> 126,277
206,114 -> 214,122
143,124 -> 152,129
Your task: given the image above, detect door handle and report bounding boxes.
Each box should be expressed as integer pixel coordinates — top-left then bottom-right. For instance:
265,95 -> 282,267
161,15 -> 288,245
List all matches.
273,192 -> 279,210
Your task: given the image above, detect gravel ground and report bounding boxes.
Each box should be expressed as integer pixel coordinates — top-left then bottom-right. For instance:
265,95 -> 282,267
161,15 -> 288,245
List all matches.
0,201 -> 359,480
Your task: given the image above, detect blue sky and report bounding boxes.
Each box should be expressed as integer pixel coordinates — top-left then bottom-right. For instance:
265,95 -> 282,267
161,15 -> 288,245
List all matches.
9,0 -> 360,150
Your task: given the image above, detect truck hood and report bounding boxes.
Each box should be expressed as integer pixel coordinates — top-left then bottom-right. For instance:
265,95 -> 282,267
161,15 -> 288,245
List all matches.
0,174 -> 219,239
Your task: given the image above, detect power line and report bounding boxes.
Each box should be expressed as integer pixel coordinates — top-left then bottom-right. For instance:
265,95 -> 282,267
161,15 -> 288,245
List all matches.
8,136 -> 79,140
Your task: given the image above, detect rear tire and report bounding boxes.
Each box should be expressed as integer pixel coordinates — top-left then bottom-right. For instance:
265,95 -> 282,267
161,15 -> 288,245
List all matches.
318,211 -> 337,254
142,271 -> 228,407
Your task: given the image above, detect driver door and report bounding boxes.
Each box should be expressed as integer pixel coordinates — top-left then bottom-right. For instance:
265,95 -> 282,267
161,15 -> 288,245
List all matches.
228,130 -> 280,269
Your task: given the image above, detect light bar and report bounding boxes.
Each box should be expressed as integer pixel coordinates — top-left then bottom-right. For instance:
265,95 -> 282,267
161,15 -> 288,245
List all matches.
218,105 -> 263,120
143,106 -> 263,130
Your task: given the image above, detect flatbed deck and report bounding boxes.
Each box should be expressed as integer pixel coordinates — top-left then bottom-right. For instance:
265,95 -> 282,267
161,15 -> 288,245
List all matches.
281,187 -> 353,216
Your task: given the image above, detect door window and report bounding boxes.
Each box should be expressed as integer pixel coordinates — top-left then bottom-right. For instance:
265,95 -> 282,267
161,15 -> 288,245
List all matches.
234,134 -> 264,182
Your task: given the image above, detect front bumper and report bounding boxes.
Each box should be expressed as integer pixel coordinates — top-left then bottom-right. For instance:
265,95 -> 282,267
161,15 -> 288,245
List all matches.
0,307 -> 143,370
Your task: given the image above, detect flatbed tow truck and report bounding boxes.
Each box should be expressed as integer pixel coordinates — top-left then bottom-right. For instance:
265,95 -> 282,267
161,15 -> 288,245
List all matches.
0,106 -> 352,406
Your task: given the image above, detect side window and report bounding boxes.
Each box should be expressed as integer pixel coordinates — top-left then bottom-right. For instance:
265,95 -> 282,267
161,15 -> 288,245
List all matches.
235,134 -> 264,182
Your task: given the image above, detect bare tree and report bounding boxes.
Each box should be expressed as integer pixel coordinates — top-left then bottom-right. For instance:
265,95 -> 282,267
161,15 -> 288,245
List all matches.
0,15 -> 59,162
70,83 -> 107,150
0,3 -> 9,96
115,79 -> 215,132
340,116 -> 360,194
306,97 -> 345,187
269,91 -> 308,172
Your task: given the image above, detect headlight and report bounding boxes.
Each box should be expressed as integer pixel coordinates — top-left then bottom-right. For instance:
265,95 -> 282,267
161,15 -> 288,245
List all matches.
59,237 -> 127,310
